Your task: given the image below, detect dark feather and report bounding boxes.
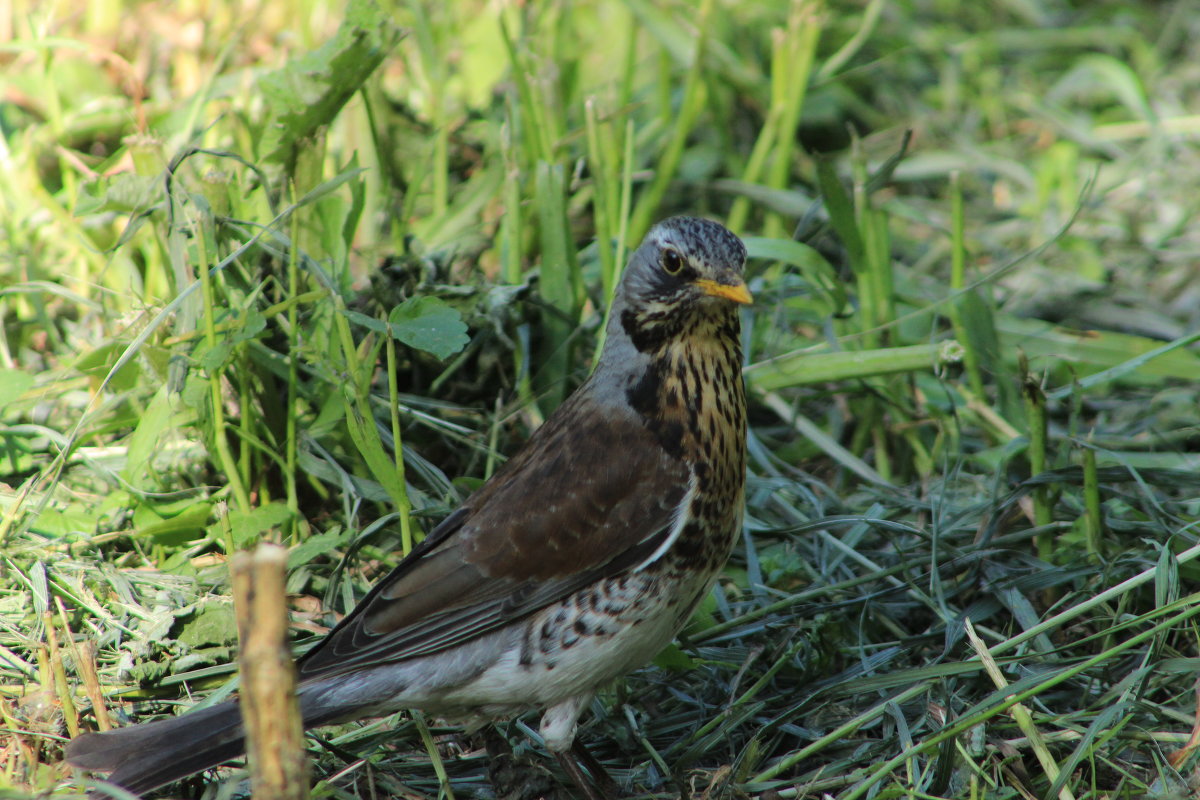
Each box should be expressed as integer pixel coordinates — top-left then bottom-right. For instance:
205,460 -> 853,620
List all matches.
297,394 -> 687,677
66,703 -> 245,795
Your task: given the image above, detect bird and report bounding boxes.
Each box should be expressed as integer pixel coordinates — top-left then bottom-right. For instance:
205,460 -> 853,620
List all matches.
65,215 -> 751,798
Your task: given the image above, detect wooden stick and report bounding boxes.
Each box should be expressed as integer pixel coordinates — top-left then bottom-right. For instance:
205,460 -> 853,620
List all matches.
231,544 -> 308,800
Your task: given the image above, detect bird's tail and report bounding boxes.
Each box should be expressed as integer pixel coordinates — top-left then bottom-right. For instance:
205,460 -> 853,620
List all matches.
65,694 -> 358,796
65,701 -> 247,795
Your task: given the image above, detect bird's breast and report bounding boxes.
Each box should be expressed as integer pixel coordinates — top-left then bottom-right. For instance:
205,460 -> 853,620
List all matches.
646,340 -> 747,578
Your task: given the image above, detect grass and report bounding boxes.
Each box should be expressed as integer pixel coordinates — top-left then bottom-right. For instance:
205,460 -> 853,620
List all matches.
3,0 -> 1200,798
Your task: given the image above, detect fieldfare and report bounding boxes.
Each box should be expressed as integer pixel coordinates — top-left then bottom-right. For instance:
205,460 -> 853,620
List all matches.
66,216 -> 751,797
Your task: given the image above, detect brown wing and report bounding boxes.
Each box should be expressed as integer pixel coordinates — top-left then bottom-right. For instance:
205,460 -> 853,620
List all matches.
297,391 -> 688,679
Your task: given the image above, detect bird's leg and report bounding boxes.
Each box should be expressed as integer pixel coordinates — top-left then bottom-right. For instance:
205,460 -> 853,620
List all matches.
572,739 -> 619,799
540,697 -> 618,799
554,745 -> 617,800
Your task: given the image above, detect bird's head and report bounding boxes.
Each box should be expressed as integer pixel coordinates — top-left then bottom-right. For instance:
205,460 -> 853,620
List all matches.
613,217 -> 750,354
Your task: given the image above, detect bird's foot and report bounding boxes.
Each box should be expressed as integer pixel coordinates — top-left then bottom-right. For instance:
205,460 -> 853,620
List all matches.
554,740 -> 619,800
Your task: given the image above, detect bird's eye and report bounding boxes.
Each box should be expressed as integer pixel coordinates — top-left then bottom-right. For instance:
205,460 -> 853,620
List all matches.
661,248 -> 684,275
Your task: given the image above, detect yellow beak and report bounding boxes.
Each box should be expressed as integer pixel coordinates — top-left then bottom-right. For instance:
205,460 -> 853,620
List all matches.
695,278 -> 753,305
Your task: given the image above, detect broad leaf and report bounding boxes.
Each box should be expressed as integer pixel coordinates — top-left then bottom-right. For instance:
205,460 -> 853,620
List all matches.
343,297 -> 469,361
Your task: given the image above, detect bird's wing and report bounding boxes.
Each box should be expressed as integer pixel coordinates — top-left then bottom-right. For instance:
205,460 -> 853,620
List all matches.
297,392 -> 688,678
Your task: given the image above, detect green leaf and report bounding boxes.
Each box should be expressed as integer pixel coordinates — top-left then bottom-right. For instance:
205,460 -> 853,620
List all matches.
652,643 -> 696,671
743,237 -> 827,269
814,157 -> 864,269
624,0 -> 697,67
534,160 -> 581,409
999,317 -> 1200,383
135,502 -> 213,545
746,342 -> 960,391
342,298 -> 469,361
341,386 -> 408,508
310,389 -> 348,437
256,0 -> 403,163
128,659 -> 172,684
1057,54 -> 1156,124
29,505 -> 95,538
459,12 -> 508,108
75,173 -> 163,216
177,602 -> 238,648
0,368 -> 34,411
389,297 -> 469,360
197,341 -> 234,373
221,502 -> 295,549
73,341 -> 142,392
122,386 -> 173,491
743,236 -> 846,310
172,646 -> 236,674
231,309 -> 267,344
287,526 -> 354,571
